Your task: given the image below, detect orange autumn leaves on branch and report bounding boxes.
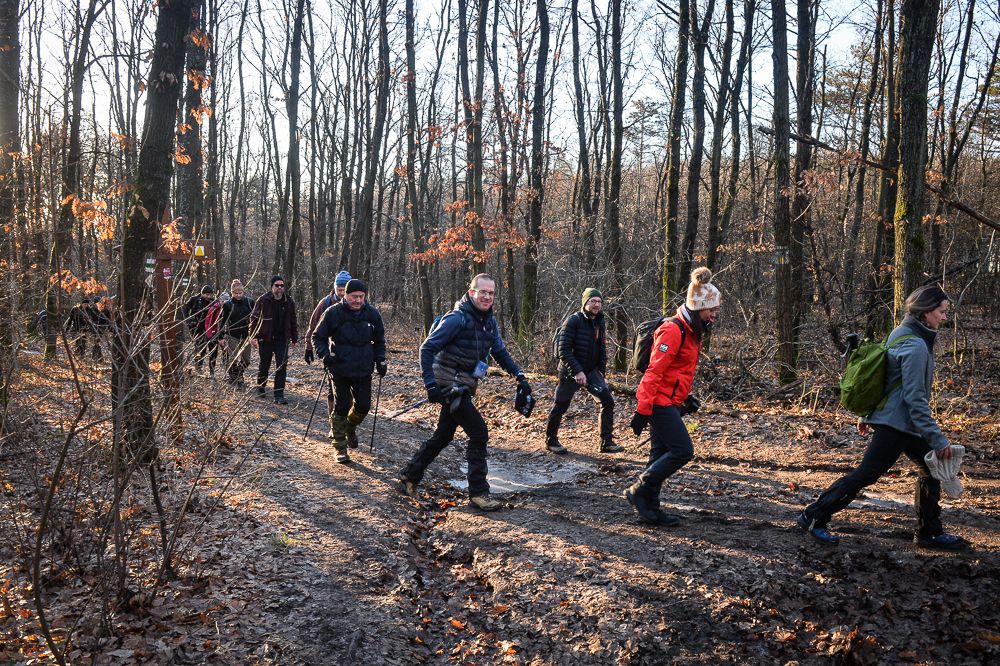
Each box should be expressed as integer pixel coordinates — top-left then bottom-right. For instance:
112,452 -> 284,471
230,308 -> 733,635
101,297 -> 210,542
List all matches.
61,194 -> 116,241
410,200 -> 526,265
49,269 -> 106,296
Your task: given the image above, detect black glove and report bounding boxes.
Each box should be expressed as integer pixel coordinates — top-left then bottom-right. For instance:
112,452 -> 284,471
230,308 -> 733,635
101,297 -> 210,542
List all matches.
516,375 -> 532,395
680,394 -> 701,416
376,361 -> 387,377
426,384 -> 445,404
630,411 -> 650,437
322,354 -> 336,372
304,348 -> 314,365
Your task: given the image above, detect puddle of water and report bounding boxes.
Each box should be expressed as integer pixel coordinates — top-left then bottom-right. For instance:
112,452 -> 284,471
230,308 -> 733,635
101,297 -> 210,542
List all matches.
449,454 -> 598,494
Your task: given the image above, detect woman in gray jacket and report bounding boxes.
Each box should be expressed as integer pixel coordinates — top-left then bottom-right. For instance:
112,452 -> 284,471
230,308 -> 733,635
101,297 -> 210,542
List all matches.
797,285 -> 965,550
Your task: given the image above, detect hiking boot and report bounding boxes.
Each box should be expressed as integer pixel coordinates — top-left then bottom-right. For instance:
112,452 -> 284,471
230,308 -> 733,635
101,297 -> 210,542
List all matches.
469,494 -> 502,511
545,437 -> 567,454
796,511 -> 841,545
624,483 -> 660,524
335,451 -> 351,464
915,532 -> 967,551
599,438 -> 624,453
399,476 -> 419,499
255,386 -> 266,398
346,430 -> 359,449
653,509 -> 681,527
274,394 -> 289,405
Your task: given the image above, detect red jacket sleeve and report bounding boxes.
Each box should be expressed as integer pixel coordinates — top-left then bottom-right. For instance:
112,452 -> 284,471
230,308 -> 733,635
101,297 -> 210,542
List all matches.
635,321 -> 683,416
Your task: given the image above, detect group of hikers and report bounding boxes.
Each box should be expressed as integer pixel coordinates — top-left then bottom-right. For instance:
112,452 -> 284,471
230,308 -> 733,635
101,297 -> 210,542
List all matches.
64,263 -> 965,551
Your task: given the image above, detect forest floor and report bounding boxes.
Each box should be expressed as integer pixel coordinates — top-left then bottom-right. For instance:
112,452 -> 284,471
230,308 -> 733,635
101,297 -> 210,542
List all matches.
3,330 -> 1000,665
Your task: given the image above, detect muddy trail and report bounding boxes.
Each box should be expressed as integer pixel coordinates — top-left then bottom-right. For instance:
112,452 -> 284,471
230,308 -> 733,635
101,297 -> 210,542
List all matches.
189,343 -> 1000,666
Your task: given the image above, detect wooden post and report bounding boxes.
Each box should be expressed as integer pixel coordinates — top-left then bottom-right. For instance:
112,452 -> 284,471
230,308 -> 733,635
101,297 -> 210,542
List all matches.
154,208 -> 215,442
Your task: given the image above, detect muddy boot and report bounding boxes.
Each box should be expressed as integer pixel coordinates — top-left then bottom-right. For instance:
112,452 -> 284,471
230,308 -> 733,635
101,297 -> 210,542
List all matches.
346,410 -> 365,449
470,494 -> 502,511
599,438 -> 624,453
545,436 -> 567,454
399,475 -> 419,499
624,482 -> 659,524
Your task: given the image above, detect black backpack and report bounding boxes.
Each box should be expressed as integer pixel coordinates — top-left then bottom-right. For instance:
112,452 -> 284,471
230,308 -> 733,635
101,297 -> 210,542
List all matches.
631,316 -> 685,374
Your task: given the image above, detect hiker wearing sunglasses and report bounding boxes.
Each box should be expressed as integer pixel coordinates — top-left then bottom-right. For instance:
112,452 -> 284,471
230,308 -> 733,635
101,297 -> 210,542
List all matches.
250,275 -> 298,404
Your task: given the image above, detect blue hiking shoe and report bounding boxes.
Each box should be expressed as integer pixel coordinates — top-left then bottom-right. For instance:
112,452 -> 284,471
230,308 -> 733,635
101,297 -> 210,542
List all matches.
915,532 -> 967,551
796,512 -> 840,545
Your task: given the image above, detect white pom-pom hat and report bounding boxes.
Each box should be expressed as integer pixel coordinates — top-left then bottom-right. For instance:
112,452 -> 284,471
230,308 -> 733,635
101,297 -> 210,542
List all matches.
685,267 -> 721,310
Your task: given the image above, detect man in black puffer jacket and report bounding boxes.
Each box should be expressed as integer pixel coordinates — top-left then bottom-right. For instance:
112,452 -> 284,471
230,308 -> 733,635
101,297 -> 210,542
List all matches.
312,278 -> 387,464
545,288 -> 622,454
399,273 -> 531,511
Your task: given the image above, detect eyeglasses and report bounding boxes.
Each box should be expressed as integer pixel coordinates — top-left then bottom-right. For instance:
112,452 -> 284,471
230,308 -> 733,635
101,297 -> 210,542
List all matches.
272,283 -> 285,288
474,289 -> 495,297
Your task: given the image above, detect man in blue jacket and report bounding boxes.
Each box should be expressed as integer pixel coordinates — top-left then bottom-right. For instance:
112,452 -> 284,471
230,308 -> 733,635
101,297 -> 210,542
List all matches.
400,274 -> 531,511
312,279 -> 387,464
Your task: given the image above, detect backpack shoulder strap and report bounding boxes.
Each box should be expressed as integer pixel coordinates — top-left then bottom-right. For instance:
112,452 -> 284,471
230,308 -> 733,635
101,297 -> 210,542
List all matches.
666,317 -> 686,352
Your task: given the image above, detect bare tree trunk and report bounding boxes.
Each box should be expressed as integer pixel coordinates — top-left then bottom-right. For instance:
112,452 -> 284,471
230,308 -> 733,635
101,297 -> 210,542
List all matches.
178,0 -> 206,242
662,0 -> 689,308
678,0 -> 714,291
351,0 -> 390,275
865,0 -> 899,337
844,0 -> 883,311
405,0 -> 434,333
284,0 -> 305,285
893,0 -> 940,315
706,0 -> 734,270
791,0 -> 814,330
570,0 -> 595,269
771,0 -> 796,383
119,0 -> 192,458
0,0 -> 18,414
517,0 -> 548,343
48,0 -> 105,358
605,0 -> 627,368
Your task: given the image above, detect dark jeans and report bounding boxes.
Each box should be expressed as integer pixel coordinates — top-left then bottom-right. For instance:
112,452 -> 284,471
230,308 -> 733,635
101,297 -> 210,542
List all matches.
546,370 -> 614,440
802,425 -> 942,537
637,405 -> 694,503
332,376 -> 372,418
401,396 -> 490,497
257,339 -> 289,395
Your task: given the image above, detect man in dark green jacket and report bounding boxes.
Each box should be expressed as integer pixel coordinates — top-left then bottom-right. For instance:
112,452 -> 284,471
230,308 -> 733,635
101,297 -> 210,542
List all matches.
312,279 -> 387,464
545,288 -> 622,454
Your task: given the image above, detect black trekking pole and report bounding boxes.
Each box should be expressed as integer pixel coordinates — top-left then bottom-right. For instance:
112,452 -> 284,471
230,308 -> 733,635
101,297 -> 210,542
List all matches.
369,373 -> 383,453
302,370 -> 330,442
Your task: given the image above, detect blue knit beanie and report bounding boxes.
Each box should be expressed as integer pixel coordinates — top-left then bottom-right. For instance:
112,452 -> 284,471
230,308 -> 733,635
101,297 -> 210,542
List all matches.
335,270 -> 352,288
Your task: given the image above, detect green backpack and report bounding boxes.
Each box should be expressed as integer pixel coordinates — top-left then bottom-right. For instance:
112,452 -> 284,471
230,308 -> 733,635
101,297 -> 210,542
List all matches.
839,334 -> 916,417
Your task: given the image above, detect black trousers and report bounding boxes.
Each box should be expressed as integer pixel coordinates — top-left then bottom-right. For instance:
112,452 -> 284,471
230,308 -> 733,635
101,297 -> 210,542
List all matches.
636,405 -> 694,505
257,339 -> 289,395
546,369 -> 615,440
802,425 -> 943,538
332,376 -> 372,418
401,396 -> 490,497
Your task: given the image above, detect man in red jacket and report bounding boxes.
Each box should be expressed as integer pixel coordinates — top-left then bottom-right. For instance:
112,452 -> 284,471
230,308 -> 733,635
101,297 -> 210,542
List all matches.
625,267 -> 722,526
